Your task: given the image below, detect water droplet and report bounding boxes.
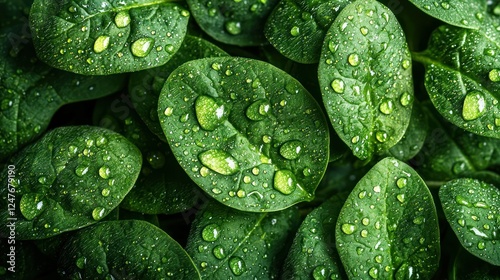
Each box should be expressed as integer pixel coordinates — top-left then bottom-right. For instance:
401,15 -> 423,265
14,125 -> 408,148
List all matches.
440,2 -> 450,9
358,191 -> 366,199
76,257 -> 86,269
228,256 -> 246,275
131,37 -> 154,58
348,53 -> 360,66
75,165 -> 89,177
1,99 -> 13,110
211,62 -> 221,71
401,59 -> 411,69
375,255 -> 383,263
375,131 -> 388,142
195,95 -> 228,131
463,91 -> 486,120
452,161 -> 467,174
455,195 -> 469,206
181,9 -> 190,17
279,140 -> 303,160
477,241 -> 486,250
457,219 -> 465,227
165,44 -> 175,53
92,207 -> 106,220
312,265 -> 327,280
93,35 -> 110,53
360,26 -> 369,36
413,216 -> 424,225
68,6 -> 77,12
115,11 -> 131,28
164,107 -> 173,116
99,166 -> 111,179
341,223 -> 356,235
38,176 -> 47,184
360,229 -> 368,237
474,201 -> 488,208
351,135 -> 360,144
213,245 -> 226,259
225,21 -> 242,35
101,188 -> 110,197
262,135 -> 272,143
489,69 -> 500,82
379,100 -> 394,115
397,194 -> 405,203
399,92 -> 412,106
199,149 -> 239,175
236,189 -> 246,198
19,193 -> 44,220
331,79 -> 345,93
202,224 -> 221,241
484,48 -> 496,56
273,170 -> 298,195
290,26 -> 300,36
246,99 -> 271,121
369,267 -> 378,279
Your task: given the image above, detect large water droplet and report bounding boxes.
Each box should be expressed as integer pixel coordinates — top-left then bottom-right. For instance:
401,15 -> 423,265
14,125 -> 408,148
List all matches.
115,11 -> 131,28
92,207 -> 106,220
225,21 -> 242,35
246,99 -> 270,121
455,195 -> 469,206
312,265 -> 327,280
19,193 -> 44,220
202,223 -> 221,241
375,131 -> 388,142
195,95 -> 228,131
199,149 -> 239,175
99,166 -> 111,179
290,26 -> 300,36
489,69 -> 500,82
477,241 -> 486,250
76,256 -> 86,269
462,91 -> 486,121
331,79 -> 345,93
131,37 -> 154,58
369,267 -> 378,279
360,26 -> 369,36
213,245 -> 226,259
229,256 -> 246,276
399,92 -> 412,107
379,99 -> 394,115
341,223 -> 356,235
273,170 -> 298,195
279,140 -> 303,160
348,53 -> 360,66
93,35 -> 110,53
75,165 -> 89,177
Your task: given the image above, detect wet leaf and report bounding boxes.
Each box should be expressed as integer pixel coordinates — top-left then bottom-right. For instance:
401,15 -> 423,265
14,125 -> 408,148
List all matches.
57,220 -> 201,279
336,157 -> 440,279
29,0 -> 189,74
264,0 -> 352,64
158,57 -> 329,212
318,0 -> 414,160
413,23 -> 500,139
439,178 -> 500,266
0,126 -> 142,239
282,193 -> 348,279
185,201 -> 299,279
408,0 -> 485,29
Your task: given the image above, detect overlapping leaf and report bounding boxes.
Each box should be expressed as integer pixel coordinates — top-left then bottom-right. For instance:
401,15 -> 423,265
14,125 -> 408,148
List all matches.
408,0 -> 485,29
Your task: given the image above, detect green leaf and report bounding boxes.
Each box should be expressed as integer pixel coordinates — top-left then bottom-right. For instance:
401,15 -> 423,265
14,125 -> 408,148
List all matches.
439,178 -> 500,266
158,57 -> 330,212
57,220 -> 201,279
282,193 -> 348,279
0,126 -> 142,239
0,26 -> 125,161
129,35 -> 228,141
186,0 -> 279,46
408,0 -> 485,29
336,157 -> 440,279
29,0 -> 190,75
265,0 -> 352,64
451,248 -> 500,280
185,201 -> 299,279
413,23 -> 500,139
318,0 -> 414,161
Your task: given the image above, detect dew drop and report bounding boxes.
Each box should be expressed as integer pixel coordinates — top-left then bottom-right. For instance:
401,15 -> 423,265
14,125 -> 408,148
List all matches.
358,191 -> 366,199
101,188 -> 110,197
164,107 -> 173,116
331,79 -> 345,93
440,2 -> 450,10
489,69 -> 500,82
75,165 -> 89,177
379,100 -> 394,115
401,59 -> 411,69
369,267 -> 378,279
360,26 -> 369,36
38,176 -> 47,184
225,21 -> 242,35
375,131 -> 388,142
228,256 -> 246,276
399,92 -> 412,107
360,229 -> 368,237
246,99 -> 271,121
455,195 -> 469,206
351,135 -> 360,144
19,193 -> 44,220
99,166 -> 111,179
76,257 -> 86,269
348,53 -> 360,66
195,95 -> 228,131
290,26 -> 300,36
212,245 -> 226,259
484,48 -> 496,56
452,161 -> 467,174
413,216 -> 424,225
115,11 -> 131,28
279,140 -> 303,160
477,241 -> 486,250
93,35 -> 110,53
202,224 -> 221,241
199,149 -> 239,175
131,37 -> 155,58
457,219 -> 465,227
341,223 -> 356,235
92,207 -> 106,220
273,170 -> 298,195
312,265 -> 327,280
375,255 -> 383,263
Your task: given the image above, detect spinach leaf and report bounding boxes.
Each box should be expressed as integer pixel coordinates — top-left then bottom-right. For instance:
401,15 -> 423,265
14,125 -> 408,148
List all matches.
318,0 -> 414,161
336,157 -> 440,279
158,57 -> 330,212
413,23 -> 500,139
58,220 -> 201,279
439,178 -> 500,266
0,126 -> 142,239
408,0 -> 485,29
0,25 -> 125,161
185,201 -> 299,279
186,0 -> 279,46
29,0 -> 190,75
282,193 -> 348,279
129,35 -> 228,141
264,0 -> 352,64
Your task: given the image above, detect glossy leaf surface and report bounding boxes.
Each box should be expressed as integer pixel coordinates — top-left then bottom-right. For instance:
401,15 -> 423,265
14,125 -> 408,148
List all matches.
408,0 -> 485,29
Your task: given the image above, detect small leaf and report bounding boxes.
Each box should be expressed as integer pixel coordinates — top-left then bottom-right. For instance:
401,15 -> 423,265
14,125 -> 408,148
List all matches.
29,0 -> 190,74
186,0 -> 279,46
282,193 -> 348,279
264,0 -> 353,63
0,126 -> 142,239
408,0 -> 485,29
57,220 -> 201,279
336,157 -> 440,279
413,23 -> 500,139
158,57 -> 330,212
439,178 -> 500,266
185,201 -> 299,279
318,0 -> 414,160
